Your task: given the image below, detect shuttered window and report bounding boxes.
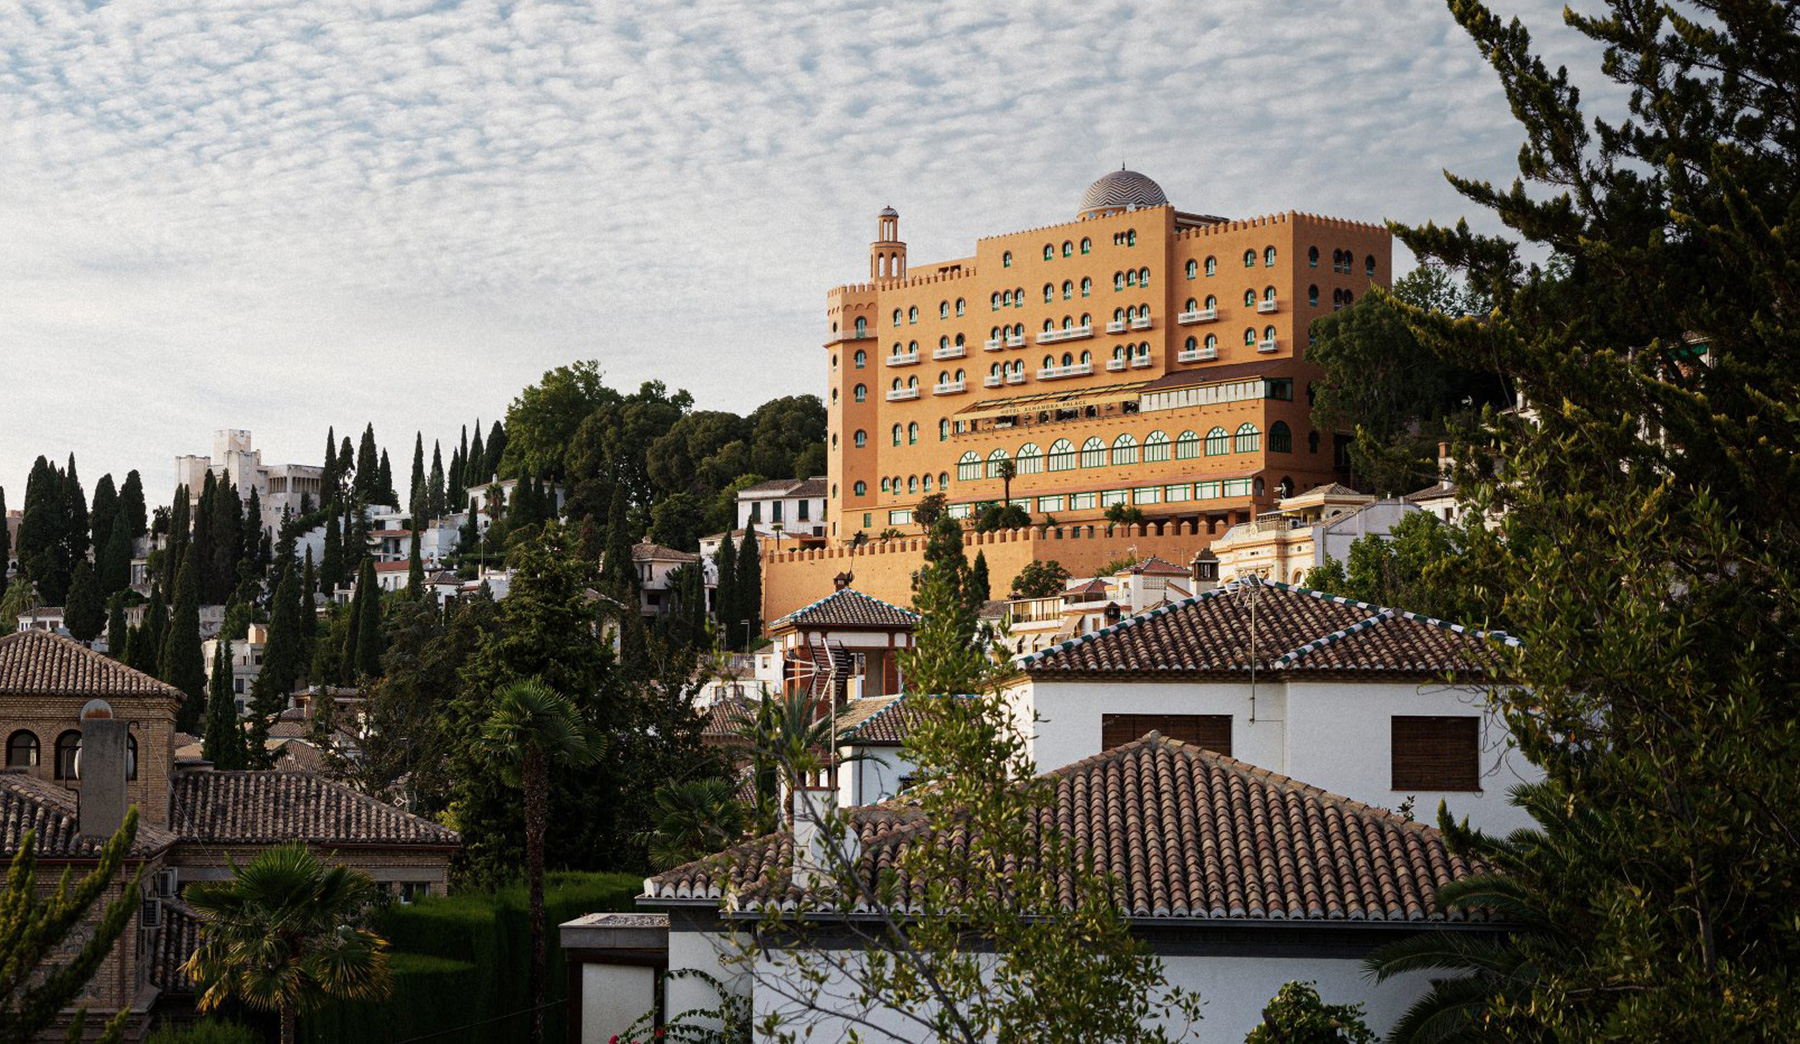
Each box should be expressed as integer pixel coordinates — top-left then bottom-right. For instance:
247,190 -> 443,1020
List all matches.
1101,714 -> 1231,755
1390,716 -> 1480,791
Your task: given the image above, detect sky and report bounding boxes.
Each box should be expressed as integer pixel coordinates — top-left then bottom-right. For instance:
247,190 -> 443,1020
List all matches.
0,0 -> 1621,508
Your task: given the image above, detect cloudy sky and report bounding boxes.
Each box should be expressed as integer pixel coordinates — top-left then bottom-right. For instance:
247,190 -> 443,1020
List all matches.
0,0 -> 1617,507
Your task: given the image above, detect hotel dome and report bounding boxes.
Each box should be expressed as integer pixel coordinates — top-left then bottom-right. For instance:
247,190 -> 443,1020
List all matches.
1078,169 -> 1170,218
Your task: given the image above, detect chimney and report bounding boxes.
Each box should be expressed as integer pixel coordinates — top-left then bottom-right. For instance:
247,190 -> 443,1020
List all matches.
1437,441 -> 1453,480
791,783 -> 856,891
77,703 -> 129,843
833,570 -> 854,591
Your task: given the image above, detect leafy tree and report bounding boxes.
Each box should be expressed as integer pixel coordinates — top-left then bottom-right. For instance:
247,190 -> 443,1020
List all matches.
59,454 -> 88,600
15,457 -> 67,603
483,419 -> 506,483
636,778 -> 747,871
183,844 -> 392,1044
203,636 -> 247,769
1010,559 -> 1071,599
476,678 -> 602,1044
1103,502 -> 1146,526
647,491 -> 706,551
1369,1 -> 1800,1036
1299,512 -> 1492,623
0,809 -> 141,1044
192,472 -> 217,602
64,560 -> 106,642
912,492 -> 947,532
161,548 -> 207,732
1244,981 -> 1374,1044
746,394 -> 827,480
734,528 -> 760,648
208,472 -> 243,605
467,422 -> 487,488
0,573 -> 36,627
376,448 -> 396,507
354,424 -> 379,502
972,502 -> 1030,532
645,410 -> 752,499
500,360 -> 615,480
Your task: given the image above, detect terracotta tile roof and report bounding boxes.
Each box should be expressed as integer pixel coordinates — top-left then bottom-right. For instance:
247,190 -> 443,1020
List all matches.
170,772 -> 459,847
0,773 -> 177,858
832,693 -> 955,746
1021,578 -> 1513,678
150,899 -> 201,994
774,588 -> 919,631
1404,480 -> 1459,503
1297,482 -> 1365,497
644,734 -> 1487,923
0,630 -> 184,699
740,477 -> 828,497
631,541 -> 699,563
1126,555 -> 1191,577
702,697 -> 758,740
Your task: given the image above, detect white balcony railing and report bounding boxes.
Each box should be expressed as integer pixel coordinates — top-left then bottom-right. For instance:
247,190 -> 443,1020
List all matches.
1105,358 -> 1128,372
984,374 -> 1005,388
933,344 -> 966,360
983,338 -> 1004,352
1005,333 -> 1026,348
933,380 -> 967,395
887,387 -> 921,401
1178,347 -> 1219,363
1130,355 -> 1154,368
1105,319 -> 1127,334
1258,338 -> 1279,353
1130,315 -> 1154,330
1177,308 -> 1217,325
886,352 -> 919,366
1257,298 -> 1279,314
1036,362 -> 1094,380
1036,325 -> 1093,345
1005,371 -> 1026,384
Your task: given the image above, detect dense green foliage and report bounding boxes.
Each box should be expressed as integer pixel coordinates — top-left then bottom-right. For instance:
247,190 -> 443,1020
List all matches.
1243,981 -> 1374,1044
143,1020 -> 261,1044
1301,512 -> 1495,624
1009,559 -> 1072,599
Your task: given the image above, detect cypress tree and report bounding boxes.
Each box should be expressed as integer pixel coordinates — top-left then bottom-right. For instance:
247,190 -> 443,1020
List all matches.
713,532 -> 737,649
132,582 -> 167,676
355,425 -> 379,501
377,449 -> 396,507
15,457 -> 63,603
244,488 -> 265,580
192,472 -> 216,602
452,424 -> 469,505
967,551 -> 992,608
297,549 -> 317,676
597,480 -> 637,599
160,548 -> 207,732
202,636 -> 246,769
484,420 -> 507,480
209,471 -> 243,605
468,422 -> 486,487
354,557 -> 382,679
251,562 -> 302,716
59,455 -> 87,599
164,485 -> 190,587
408,433 -> 427,523
341,568 -> 363,681
0,487 -> 9,577
273,507 -> 297,579
118,470 -> 147,539
338,436 -> 356,500
64,561 -> 105,642
319,513 -> 342,596
89,473 -> 118,577
104,593 -> 127,659
736,528 -> 761,648
320,426 -> 339,508
407,529 -> 424,600
428,442 -> 446,521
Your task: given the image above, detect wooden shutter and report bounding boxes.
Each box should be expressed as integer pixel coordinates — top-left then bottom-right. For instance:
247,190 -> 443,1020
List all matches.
1390,716 -> 1480,791
1101,714 -> 1231,756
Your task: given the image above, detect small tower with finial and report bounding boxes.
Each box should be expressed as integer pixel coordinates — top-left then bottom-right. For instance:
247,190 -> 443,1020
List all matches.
870,206 -> 906,281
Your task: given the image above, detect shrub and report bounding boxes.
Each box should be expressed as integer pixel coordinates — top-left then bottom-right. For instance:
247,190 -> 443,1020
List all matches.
1244,981 -> 1374,1044
145,1021 -> 261,1044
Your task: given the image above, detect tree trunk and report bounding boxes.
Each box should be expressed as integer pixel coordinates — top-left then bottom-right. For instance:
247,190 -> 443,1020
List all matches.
281,1002 -> 297,1044
525,748 -> 548,1044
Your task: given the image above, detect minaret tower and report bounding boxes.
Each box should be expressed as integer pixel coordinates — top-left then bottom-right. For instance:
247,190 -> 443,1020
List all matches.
869,206 -> 906,281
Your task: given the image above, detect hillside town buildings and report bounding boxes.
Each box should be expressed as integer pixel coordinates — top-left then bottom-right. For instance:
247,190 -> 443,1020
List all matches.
175,429 -> 324,534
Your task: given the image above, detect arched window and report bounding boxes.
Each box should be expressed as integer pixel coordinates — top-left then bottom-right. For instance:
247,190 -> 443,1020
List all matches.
955,368 -> 965,382
1309,430 -> 1321,454
6,730 -> 39,768
1048,439 -> 1077,471
854,384 -> 866,402
854,429 -> 866,448
1061,352 -> 1074,367
1365,255 -> 1377,276
1242,327 -> 1257,346
939,418 -> 950,441
1144,430 -> 1171,462
1204,426 -> 1230,456
909,339 -> 919,354
1205,294 -> 1216,311
908,375 -> 919,389
891,424 -> 903,446
854,350 -> 866,368
1002,251 -> 1013,267
854,317 -> 868,337
908,422 -> 919,444
1263,325 -> 1277,344
991,362 -> 1003,379
1185,259 -> 1198,279
1080,437 -> 1107,468
1184,297 -> 1198,313
1126,230 -> 1137,246
1234,423 -> 1261,453
1061,280 -> 1073,300
1308,246 -> 1319,268
939,335 -> 950,351
54,730 -> 80,780
986,448 -> 1010,478
1010,360 -> 1025,376
1135,342 -> 1149,359
1244,289 -> 1256,308
955,333 -> 965,348
1243,249 -> 1256,268
937,302 -> 948,319
1176,430 -> 1201,460
1264,246 -> 1277,267
1003,290 -> 1013,306
908,476 -> 919,494
1308,285 -> 1319,307
1204,256 -> 1217,276
1205,333 -> 1218,352
854,481 -> 866,496
1125,269 -> 1137,287
1138,266 -> 1151,286
1060,240 -> 1071,257
957,451 -> 982,482
1017,443 -> 1043,474
923,474 -> 933,492
1014,287 -> 1024,305
1270,421 -> 1293,453
1111,433 -> 1139,466
1080,237 -> 1091,254
1080,277 -> 1092,297
991,292 -> 1001,311
956,297 -> 966,316
880,478 -> 890,493
1183,335 -> 1196,354
1113,272 -> 1125,291
892,308 -> 903,327
1043,283 -> 1055,303
939,471 -> 950,488
1264,286 -> 1277,303
1254,477 -> 1266,497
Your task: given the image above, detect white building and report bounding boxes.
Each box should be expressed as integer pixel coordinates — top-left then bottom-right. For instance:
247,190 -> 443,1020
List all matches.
202,623 -> 268,715
1210,483 -> 1422,584
176,430 -> 324,534
735,478 -> 828,541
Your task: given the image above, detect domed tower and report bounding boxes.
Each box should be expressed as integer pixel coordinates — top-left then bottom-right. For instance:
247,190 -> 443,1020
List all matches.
870,206 -> 906,281
1076,168 -> 1170,220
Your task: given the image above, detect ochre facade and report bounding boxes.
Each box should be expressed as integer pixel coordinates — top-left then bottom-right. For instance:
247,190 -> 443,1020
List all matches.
822,171 -> 1391,542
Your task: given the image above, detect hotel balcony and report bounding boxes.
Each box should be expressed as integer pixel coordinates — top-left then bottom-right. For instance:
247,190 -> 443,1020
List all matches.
1105,319 -> 1127,334
1105,358 -> 1128,372
1005,371 -> 1026,384
832,327 -> 874,343
1005,333 -> 1026,348
1036,325 -> 1093,345
1257,298 -> 1279,314
984,374 -> 1005,388
887,387 -> 920,401
1130,355 -> 1154,368
886,351 -> 919,366
1130,315 -> 1154,330
933,344 -> 967,360
1258,338 -> 1279,353
1177,308 -> 1217,325
1178,347 -> 1218,363
1036,362 -> 1094,380
933,380 -> 967,396
983,338 -> 1004,352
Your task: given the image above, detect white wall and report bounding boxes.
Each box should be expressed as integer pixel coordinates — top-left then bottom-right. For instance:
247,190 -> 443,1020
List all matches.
836,744 -> 917,807
1019,677 -> 1540,836
579,964 -> 656,1042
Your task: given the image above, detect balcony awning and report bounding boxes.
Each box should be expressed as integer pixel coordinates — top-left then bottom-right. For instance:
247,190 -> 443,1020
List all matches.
954,379 -> 1159,421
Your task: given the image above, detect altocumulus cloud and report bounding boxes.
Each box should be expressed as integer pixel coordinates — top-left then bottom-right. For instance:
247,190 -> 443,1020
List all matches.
0,0 -> 1614,501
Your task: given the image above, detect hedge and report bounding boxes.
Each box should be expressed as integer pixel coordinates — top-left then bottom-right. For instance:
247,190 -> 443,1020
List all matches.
300,872 -> 642,1044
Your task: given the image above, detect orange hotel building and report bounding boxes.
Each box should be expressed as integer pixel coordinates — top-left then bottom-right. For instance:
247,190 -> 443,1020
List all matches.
822,169 -> 1391,542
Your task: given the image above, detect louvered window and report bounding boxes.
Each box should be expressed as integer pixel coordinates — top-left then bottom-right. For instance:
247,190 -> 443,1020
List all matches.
1101,714 -> 1231,755
1390,716 -> 1480,791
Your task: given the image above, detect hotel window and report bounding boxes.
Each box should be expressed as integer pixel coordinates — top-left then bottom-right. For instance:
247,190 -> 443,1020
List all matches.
855,317 -> 867,336
1309,430 -> 1321,454
1175,430 -> 1200,459
922,474 -> 933,491
1100,489 -> 1128,507
1133,486 -> 1161,504
1061,280 -> 1073,300
1080,437 -> 1106,468
1195,481 -> 1220,499
1204,427 -> 1230,456
939,419 -> 950,441
1047,439 -> 1077,472
1070,491 -> 1096,509
1270,421 -> 1293,453
1126,230 -> 1137,246
1264,286 -> 1277,304
1204,255 -> 1217,276
908,476 -> 918,494
909,339 -> 919,354
854,430 -> 866,447
1125,270 -> 1137,287
1003,251 -> 1013,267
1164,484 -> 1192,502
1234,423 -> 1261,453
1043,244 -> 1054,261
1391,716 -> 1481,791
939,301 -> 949,318
1243,289 -> 1256,308
1138,266 -> 1150,286
1308,285 -> 1319,307
1080,237 -> 1091,254
893,308 -> 903,327
1244,327 -> 1258,345
889,509 -> 913,525
1037,495 -> 1064,512
957,451 -> 982,482
1043,284 -> 1054,303
1185,260 -> 1198,279
1366,255 -> 1377,276
892,424 -> 902,446
1080,277 -> 1092,297
956,297 -> 966,315
854,384 -> 866,402
1205,333 -> 1218,353
908,422 -> 919,444
864,513 -> 872,527
1264,246 -> 1277,267
854,350 -> 866,368
939,471 -> 949,488
1223,477 -> 1253,497
1114,272 -> 1125,291
6,730 -> 38,768
1308,246 -> 1319,268
1111,434 -> 1138,466
991,293 -> 1000,311
1144,430 -> 1171,462
1243,249 -> 1255,268
1263,324 -> 1277,344
1017,443 -> 1043,474
1266,378 -> 1294,400
986,448 -> 1009,478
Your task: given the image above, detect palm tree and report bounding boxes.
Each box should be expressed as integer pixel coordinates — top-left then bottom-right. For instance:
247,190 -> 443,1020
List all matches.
730,686 -> 867,831
477,677 -> 602,1044
636,778 -> 748,870
183,844 -> 390,1044
997,457 -> 1017,505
